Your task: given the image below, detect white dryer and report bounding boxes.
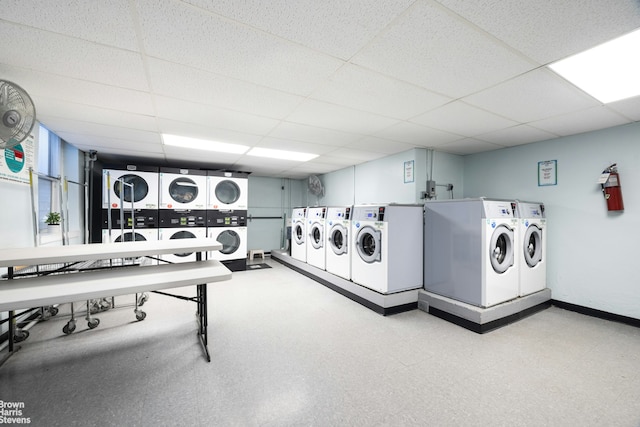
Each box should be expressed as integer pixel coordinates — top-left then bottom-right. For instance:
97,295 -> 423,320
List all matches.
102,228 -> 158,244
325,206 -> 352,280
291,207 -> 307,262
351,205 -> 423,294
306,207 -> 326,270
424,198 -> 519,308
516,201 -> 547,296
158,227 -> 208,263
159,168 -> 207,211
207,171 -> 249,211
208,227 -> 247,261
102,165 -> 159,210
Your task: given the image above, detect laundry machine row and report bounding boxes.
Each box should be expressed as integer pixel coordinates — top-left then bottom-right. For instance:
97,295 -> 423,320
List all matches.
424,198 -> 547,309
291,205 -> 424,295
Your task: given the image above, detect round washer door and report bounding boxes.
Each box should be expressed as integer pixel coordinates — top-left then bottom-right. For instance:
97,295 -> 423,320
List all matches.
215,180 -> 240,205
115,232 -> 147,242
523,224 -> 543,267
310,223 -> 323,249
490,225 -> 514,274
356,226 -> 381,263
170,230 -> 196,257
216,229 -> 241,255
329,224 -> 348,255
114,174 -> 149,203
293,222 -> 305,245
169,177 -> 198,204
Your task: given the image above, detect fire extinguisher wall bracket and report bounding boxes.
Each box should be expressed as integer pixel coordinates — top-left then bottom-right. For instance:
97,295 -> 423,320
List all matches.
599,163 -> 624,212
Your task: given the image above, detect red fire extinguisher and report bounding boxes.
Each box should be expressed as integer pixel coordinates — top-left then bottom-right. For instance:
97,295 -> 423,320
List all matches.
600,163 -> 624,211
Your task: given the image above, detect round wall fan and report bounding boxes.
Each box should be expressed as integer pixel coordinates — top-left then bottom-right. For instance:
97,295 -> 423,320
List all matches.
308,175 -> 324,197
0,80 -> 36,149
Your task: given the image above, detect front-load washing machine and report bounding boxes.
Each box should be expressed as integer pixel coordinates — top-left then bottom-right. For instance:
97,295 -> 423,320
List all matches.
207,171 -> 249,211
351,205 -> 423,294
158,227 -> 208,263
159,167 -> 207,211
102,165 -> 159,210
516,201 -> 546,296
207,210 -> 247,272
325,206 -> 352,280
306,207 -> 326,270
291,207 -> 307,262
424,198 -> 519,308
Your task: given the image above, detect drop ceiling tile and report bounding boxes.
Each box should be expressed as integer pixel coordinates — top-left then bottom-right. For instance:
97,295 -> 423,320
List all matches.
286,161 -> 344,175
36,117 -> 159,144
477,125 -> 557,147
607,96 -> 640,121
436,138 -> 504,155
36,98 -> 158,132
163,146 -> 245,165
285,99 -> 399,135
324,148 -> 387,162
255,138 -> 336,156
310,64 -> 451,120
154,96 -> 279,135
435,0 -> 640,64
351,0 -> 536,98
0,22 -> 147,90
530,107 -> 631,137
55,133 -> 164,154
345,136 -> 415,154
185,0 -> 414,59
311,154 -> 364,167
374,122 -> 461,146
268,122 -> 359,146
136,0 -> 343,95
147,59 -> 304,120
1,0 -> 139,50
0,65 -> 155,116
156,119 -> 263,146
410,101 -> 518,137
464,69 -> 601,123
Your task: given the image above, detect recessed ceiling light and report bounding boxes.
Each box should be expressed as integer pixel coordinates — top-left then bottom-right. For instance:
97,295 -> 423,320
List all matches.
549,29 -> 640,103
247,147 -> 318,162
162,134 -> 249,154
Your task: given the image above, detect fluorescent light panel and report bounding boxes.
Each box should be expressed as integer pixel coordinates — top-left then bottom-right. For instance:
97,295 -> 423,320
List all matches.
162,134 -> 248,154
549,29 -> 640,103
247,147 -> 318,162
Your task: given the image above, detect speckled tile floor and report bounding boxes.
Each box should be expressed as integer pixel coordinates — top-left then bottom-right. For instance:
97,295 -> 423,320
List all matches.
1,259 -> 639,427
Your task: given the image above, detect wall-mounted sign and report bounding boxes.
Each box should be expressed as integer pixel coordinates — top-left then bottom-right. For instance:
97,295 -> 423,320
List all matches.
0,134 -> 34,185
404,160 -> 414,183
538,160 -> 557,186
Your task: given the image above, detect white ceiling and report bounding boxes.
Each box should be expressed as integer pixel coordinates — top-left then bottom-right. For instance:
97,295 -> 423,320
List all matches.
1,0 -> 639,178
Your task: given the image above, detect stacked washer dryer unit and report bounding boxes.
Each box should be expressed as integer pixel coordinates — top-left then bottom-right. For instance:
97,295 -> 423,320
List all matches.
158,167 -> 208,263
516,201 -> 547,296
207,171 -> 249,271
424,198 -> 519,308
290,207 -> 307,262
351,205 -> 423,294
325,206 -> 352,280
102,165 -> 159,245
306,206 -> 326,270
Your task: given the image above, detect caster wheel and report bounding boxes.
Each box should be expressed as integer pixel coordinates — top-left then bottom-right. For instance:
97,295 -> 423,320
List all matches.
88,318 -> 100,329
14,330 -> 29,343
49,307 -> 59,316
63,321 -> 76,335
135,311 -> 147,321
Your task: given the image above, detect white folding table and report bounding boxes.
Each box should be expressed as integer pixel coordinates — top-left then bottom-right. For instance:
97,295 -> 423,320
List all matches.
0,239 -> 231,364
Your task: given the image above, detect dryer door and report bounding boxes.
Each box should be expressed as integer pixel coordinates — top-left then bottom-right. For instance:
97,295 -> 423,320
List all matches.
115,232 -> 147,242
309,222 -> 323,249
170,230 -> 196,257
114,174 -> 149,204
293,222 -> 305,245
356,226 -> 381,263
168,177 -> 198,205
215,180 -> 241,205
329,224 -> 347,255
216,229 -> 241,255
490,225 -> 514,274
523,224 -> 543,267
